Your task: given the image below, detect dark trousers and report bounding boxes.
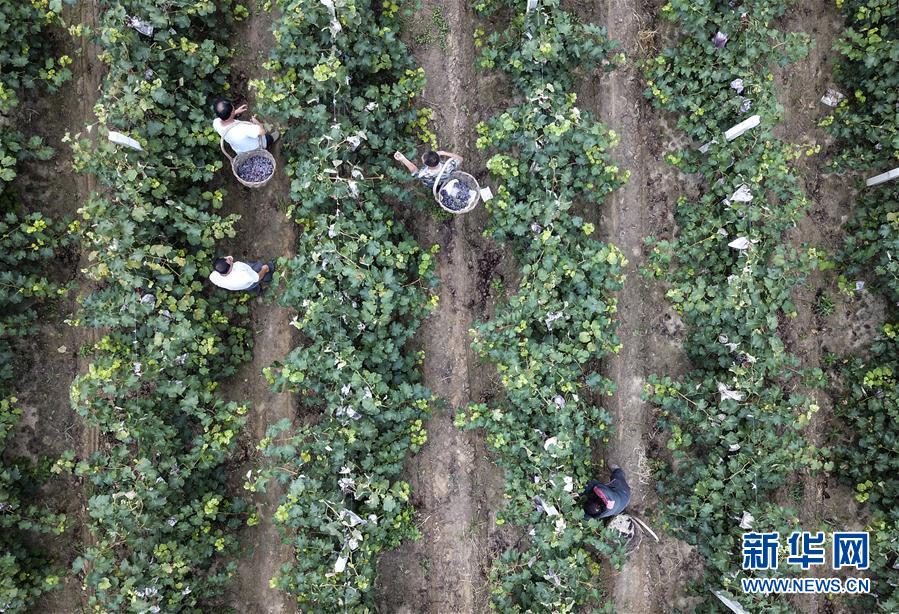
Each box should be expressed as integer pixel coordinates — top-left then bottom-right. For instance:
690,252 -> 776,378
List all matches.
247,261 -> 274,294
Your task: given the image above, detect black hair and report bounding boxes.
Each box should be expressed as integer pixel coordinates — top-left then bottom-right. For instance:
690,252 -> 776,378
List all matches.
213,257 -> 231,274
423,150 -> 440,167
213,99 -> 233,120
584,500 -> 603,518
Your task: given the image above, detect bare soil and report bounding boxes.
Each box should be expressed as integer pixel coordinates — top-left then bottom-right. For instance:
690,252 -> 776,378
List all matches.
375,1 -> 510,611
217,2 -> 299,613
16,2 -> 104,611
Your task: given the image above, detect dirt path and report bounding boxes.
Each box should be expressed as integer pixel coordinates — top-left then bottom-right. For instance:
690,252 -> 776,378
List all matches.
16,2 -> 105,611
74,0 -> 102,484
578,0 -> 701,610
218,2 -> 298,612
589,12 -> 661,608
375,2 -> 507,612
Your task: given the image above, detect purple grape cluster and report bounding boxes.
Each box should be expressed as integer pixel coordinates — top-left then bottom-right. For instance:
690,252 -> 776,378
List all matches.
439,181 -> 473,211
237,155 -> 274,183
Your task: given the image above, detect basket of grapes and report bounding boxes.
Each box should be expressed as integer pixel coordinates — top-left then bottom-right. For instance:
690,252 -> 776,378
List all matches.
220,138 -> 277,188
432,160 -> 485,214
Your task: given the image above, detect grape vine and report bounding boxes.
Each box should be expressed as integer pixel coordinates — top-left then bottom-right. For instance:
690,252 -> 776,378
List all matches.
64,2 -> 252,610
642,0 -> 826,609
827,0 -> 898,609
247,1 -> 438,608
455,0 -> 632,609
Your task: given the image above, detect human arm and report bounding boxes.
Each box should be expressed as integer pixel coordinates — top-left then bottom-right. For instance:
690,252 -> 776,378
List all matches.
593,485 -> 615,510
608,468 -> 627,487
437,150 -> 463,163
250,116 -> 267,135
393,151 -> 419,174
257,264 -> 270,281
581,480 -> 601,498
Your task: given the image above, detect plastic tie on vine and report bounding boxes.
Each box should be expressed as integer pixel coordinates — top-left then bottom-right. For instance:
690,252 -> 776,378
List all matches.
346,131 -> 366,151
738,511 -> 754,529
340,508 -> 366,527
338,477 -> 355,493
723,184 -> 753,208
535,496 -> 559,516
820,88 -> 845,107
724,115 -> 760,141
544,569 -> 563,586
554,517 -> 566,536
718,335 -> 739,352
526,0 -> 538,13
545,311 -> 562,329
347,533 -> 361,551
727,237 -> 753,251
108,131 -> 143,151
334,551 -> 348,573
320,0 -> 342,36
866,166 -> 899,187
717,382 -> 745,402
128,16 -> 153,36
699,116 -> 761,153
712,590 -> 749,614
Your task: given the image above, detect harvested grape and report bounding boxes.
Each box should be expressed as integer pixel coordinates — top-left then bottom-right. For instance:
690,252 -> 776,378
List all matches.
439,180 -> 473,211
237,155 -> 274,183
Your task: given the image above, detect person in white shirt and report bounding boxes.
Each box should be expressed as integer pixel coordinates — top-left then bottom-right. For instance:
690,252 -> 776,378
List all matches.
209,256 -> 273,294
212,99 -> 279,153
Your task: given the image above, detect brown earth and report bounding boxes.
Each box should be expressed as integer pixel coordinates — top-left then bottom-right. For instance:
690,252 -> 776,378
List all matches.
374,1 -> 510,612
216,2 -> 299,613
17,2 -> 103,611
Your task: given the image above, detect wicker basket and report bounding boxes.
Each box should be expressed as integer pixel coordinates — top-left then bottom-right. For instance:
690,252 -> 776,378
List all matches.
432,159 -> 480,214
221,138 -> 276,188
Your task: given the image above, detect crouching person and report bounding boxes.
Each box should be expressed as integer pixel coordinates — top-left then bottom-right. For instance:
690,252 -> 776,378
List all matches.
212,99 -> 279,153
582,465 -> 631,519
209,256 -> 274,295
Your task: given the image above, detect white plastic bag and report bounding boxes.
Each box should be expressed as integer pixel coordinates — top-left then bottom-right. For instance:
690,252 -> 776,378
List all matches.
108,131 -> 143,151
